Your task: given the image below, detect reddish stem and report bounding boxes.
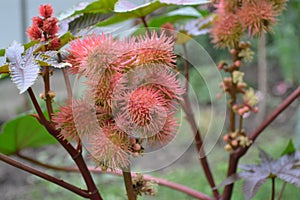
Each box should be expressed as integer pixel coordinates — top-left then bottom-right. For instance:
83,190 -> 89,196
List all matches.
122,169 -> 137,200
0,153 -> 90,198
43,66 -> 54,119
16,153 -> 213,200
181,46 -> 219,198
141,16 -> 150,35
222,86 -> 300,199
27,88 -> 103,200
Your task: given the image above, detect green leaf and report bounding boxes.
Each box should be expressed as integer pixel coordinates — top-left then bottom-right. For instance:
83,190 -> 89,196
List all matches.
0,74 -> 9,80
71,0 -> 117,16
59,31 -> 75,47
97,0 -> 166,27
281,139 -> 296,156
68,13 -> 112,34
147,6 -> 201,27
0,114 -> 58,155
0,49 -> 5,57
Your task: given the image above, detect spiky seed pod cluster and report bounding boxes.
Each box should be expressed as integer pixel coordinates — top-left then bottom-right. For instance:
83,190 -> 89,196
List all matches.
53,32 -> 184,170
211,0 -> 287,48
27,4 -> 60,50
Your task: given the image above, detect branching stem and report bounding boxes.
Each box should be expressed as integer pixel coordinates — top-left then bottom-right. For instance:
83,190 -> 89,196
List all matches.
16,152 -> 213,200
122,166 -> 137,200
181,44 -> 219,199
0,153 -> 90,198
141,16 -> 150,35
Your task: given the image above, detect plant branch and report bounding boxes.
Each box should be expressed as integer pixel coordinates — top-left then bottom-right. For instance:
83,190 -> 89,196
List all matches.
182,44 -> 189,94
0,153 -> 90,198
43,124 -> 102,200
223,86 -> 300,199
277,181 -> 286,200
238,115 -> 243,134
181,46 -> 219,199
140,16 -> 150,35
237,86 -> 300,157
122,166 -> 137,200
16,153 -> 213,200
58,53 -> 73,101
271,177 -> 275,200
27,88 -> 103,200
27,87 -> 48,124
43,66 -> 54,119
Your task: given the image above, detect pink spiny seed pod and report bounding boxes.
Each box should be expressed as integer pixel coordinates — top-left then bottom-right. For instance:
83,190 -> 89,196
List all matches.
238,1 -> 278,36
127,86 -> 166,127
211,13 -> 243,48
52,102 -> 78,141
39,4 -> 53,18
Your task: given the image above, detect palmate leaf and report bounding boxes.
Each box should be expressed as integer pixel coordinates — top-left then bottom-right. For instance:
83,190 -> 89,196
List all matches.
218,148 -> 300,200
6,42 -> 40,94
0,113 -> 58,155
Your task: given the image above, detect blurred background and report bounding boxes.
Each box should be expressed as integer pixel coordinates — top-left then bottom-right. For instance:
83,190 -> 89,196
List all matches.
0,1 -> 299,199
